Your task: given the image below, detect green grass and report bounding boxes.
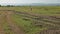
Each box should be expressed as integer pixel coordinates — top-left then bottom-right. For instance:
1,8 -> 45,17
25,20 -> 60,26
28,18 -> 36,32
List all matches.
11,14 -> 47,34
1,15 -> 14,34
3,22 -> 14,34
0,6 -> 60,14
0,6 -> 60,34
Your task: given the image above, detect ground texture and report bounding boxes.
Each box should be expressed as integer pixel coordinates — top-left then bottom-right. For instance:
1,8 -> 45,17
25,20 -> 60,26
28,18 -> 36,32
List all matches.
0,10 -> 60,34
0,11 -> 24,34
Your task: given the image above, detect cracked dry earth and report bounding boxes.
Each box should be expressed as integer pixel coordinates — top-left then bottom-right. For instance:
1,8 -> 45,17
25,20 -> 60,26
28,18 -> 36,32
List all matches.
0,11 -> 24,34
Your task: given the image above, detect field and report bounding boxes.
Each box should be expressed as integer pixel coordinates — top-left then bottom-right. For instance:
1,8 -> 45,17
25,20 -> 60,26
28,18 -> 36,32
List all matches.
0,6 -> 60,34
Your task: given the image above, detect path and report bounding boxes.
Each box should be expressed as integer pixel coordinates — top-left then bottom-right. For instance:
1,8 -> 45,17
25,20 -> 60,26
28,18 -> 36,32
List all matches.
0,14 -> 5,34
5,11 -> 24,34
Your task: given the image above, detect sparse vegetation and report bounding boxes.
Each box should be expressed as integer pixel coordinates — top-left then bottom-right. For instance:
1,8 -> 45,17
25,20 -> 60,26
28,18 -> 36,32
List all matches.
0,6 -> 60,34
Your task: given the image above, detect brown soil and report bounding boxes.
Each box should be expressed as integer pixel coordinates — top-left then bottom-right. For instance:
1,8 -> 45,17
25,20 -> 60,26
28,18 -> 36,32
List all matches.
5,11 -> 24,34
0,26 -> 5,34
0,16 -> 5,34
0,11 -> 24,34
0,10 -> 60,34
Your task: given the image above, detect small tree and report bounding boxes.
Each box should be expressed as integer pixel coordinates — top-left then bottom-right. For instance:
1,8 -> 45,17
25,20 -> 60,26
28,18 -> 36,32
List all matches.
6,5 -> 14,7
7,5 -> 11,7
0,5 -> 1,7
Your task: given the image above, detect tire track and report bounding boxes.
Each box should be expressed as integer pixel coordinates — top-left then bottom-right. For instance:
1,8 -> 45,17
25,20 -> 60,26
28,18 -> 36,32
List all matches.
0,13 -> 5,34
0,25 -> 5,34
4,11 -> 24,34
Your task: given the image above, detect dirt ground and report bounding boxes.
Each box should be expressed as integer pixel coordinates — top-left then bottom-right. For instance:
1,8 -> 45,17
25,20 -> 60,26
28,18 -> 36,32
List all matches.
0,10 -> 60,34
0,11 -> 24,34
0,14 -> 5,34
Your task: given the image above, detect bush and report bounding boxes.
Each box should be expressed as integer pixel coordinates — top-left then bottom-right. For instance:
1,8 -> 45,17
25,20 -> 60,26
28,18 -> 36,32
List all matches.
6,5 -> 14,7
